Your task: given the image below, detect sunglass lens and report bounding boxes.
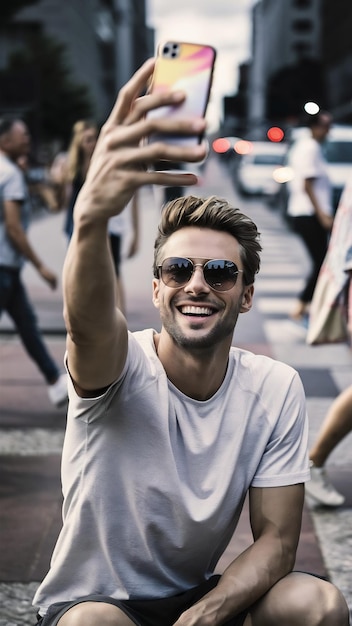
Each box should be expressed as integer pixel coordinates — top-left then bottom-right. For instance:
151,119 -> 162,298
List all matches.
205,260 -> 238,291
162,258 -> 192,287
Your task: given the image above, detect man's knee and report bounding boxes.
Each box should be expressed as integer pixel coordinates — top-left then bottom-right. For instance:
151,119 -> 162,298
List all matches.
250,572 -> 350,625
57,601 -> 135,626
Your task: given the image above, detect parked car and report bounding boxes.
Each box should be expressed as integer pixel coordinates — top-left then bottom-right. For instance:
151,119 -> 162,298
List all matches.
236,141 -> 288,197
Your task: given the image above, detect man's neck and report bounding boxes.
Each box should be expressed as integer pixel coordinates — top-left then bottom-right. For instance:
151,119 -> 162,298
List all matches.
154,331 -> 231,401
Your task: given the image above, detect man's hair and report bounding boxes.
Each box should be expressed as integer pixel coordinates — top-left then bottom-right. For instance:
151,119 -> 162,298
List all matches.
66,119 -> 98,182
305,110 -> 332,129
0,117 -> 17,137
153,196 -> 262,285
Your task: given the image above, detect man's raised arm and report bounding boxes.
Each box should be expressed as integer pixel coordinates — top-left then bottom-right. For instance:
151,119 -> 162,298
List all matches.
62,58 -> 207,396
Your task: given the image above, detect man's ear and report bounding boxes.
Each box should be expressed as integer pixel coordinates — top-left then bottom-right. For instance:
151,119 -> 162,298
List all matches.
152,278 -> 160,309
240,284 -> 254,313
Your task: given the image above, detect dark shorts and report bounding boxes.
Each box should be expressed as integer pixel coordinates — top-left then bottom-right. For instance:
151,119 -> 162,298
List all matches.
109,233 -> 122,277
35,576 -> 248,626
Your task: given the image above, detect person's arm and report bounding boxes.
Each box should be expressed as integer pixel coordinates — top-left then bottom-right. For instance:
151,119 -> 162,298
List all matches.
173,483 -> 304,625
33,182 -> 60,212
63,58 -> 207,396
304,178 -> 333,230
4,199 -> 57,289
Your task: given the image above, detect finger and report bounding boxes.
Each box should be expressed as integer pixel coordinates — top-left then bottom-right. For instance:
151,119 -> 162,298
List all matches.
104,117 -> 207,155
104,58 -> 155,128
121,168 -> 200,190
105,140 -> 206,175
124,90 -> 186,126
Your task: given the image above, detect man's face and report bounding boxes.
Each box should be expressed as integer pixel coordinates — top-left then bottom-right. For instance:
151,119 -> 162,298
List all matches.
152,226 -> 254,351
313,113 -> 332,143
4,121 -> 31,159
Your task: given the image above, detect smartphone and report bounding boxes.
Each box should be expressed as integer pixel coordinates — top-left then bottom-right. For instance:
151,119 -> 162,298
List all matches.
147,41 -> 216,147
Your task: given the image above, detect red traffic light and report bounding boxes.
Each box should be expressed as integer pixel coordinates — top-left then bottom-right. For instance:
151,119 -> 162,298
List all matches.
267,126 -> 284,142
212,137 -> 231,154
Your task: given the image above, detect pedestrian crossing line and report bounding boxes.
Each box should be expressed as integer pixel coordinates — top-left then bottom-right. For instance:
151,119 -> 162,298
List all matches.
0,429 -> 64,456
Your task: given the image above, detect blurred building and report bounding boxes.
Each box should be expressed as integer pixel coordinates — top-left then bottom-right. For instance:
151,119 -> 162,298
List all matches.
247,0 -> 322,138
0,0 -> 153,142
321,0 -> 352,123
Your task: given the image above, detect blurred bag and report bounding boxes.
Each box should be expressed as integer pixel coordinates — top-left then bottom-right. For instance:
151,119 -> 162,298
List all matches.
307,268 -> 348,345
307,184 -> 352,345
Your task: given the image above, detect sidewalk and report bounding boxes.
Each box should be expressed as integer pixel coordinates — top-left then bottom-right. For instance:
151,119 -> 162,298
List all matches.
0,156 -> 351,624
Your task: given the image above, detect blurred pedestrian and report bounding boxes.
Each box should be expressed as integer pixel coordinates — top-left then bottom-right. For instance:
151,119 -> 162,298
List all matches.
17,154 -> 60,214
108,192 -> 140,315
306,384 -> 352,506
0,117 -> 67,407
51,120 -> 99,240
287,111 -> 334,322
305,181 -> 352,506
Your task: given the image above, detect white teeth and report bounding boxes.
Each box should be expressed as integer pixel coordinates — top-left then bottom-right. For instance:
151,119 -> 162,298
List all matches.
181,306 -> 212,316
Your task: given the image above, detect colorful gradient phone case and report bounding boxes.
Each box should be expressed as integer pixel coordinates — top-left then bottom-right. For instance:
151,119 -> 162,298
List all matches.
147,41 -> 216,146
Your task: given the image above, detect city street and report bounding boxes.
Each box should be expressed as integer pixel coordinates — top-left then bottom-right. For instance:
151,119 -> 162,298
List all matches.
1,154 -> 351,625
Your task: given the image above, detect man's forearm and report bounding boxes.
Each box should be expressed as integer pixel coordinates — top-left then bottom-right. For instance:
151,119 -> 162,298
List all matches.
175,536 -> 295,625
63,214 -> 117,343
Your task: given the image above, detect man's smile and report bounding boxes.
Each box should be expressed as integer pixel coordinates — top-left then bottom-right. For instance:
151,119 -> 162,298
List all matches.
179,305 -> 215,317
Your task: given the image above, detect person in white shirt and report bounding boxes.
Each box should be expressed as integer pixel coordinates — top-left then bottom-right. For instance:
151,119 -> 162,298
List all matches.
287,111 -> 334,321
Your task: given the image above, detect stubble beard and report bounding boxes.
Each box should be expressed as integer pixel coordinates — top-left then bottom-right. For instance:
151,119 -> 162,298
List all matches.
160,309 -> 240,352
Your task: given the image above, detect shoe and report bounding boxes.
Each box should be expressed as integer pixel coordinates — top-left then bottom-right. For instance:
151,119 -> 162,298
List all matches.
305,463 -> 345,506
48,373 -> 68,407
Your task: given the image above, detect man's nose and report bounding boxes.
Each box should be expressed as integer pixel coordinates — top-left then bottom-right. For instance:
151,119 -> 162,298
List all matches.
184,266 -> 210,293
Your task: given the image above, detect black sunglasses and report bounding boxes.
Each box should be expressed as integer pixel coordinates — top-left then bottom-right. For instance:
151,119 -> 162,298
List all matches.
157,257 -> 243,292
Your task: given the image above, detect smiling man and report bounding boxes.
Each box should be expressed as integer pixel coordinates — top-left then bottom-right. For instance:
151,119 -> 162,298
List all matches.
32,60 -> 349,626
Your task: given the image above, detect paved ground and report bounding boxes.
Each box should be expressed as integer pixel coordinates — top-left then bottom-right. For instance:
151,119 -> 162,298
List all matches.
1,155 -> 351,625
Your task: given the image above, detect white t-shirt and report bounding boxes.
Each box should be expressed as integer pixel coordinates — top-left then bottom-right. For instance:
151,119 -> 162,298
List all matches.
33,329 -> 310,615
0,154 -> 31,268
287,136 -> 332,218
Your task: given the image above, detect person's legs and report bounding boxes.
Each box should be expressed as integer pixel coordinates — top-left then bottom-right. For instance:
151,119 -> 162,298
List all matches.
305,385 -> 352,506
37,578 -> 248,626
291,215 -> 328,318
57,602 -> 136,626
246,572 -> 349,625
5,271 -> 60,383
310,385 -> 352,466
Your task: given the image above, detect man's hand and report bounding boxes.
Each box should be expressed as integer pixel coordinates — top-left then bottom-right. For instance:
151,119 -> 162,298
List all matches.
74,58 -> 207,228
38,264 -> 57,290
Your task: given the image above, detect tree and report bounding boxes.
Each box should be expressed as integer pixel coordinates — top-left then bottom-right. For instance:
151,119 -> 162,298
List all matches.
0,31 -> 93,145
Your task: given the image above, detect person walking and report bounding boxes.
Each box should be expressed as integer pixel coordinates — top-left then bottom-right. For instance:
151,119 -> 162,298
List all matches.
50,120 -> 99,241
305,180 -> 352,506
32,60 -> 349,625
287,111 -> 334,322
0,118 -> 67,407
108,192 -> 140,314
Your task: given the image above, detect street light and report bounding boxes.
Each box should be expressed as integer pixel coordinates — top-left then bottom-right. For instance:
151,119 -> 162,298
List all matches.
304,101 -> 320,115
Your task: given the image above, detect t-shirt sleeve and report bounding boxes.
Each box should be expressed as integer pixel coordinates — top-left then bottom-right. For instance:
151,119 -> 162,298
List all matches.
3,167 -> 25,201
251,372 -> 310,487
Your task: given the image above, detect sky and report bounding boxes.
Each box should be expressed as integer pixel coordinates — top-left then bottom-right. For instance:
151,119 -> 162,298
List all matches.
146,0 -> 256,131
